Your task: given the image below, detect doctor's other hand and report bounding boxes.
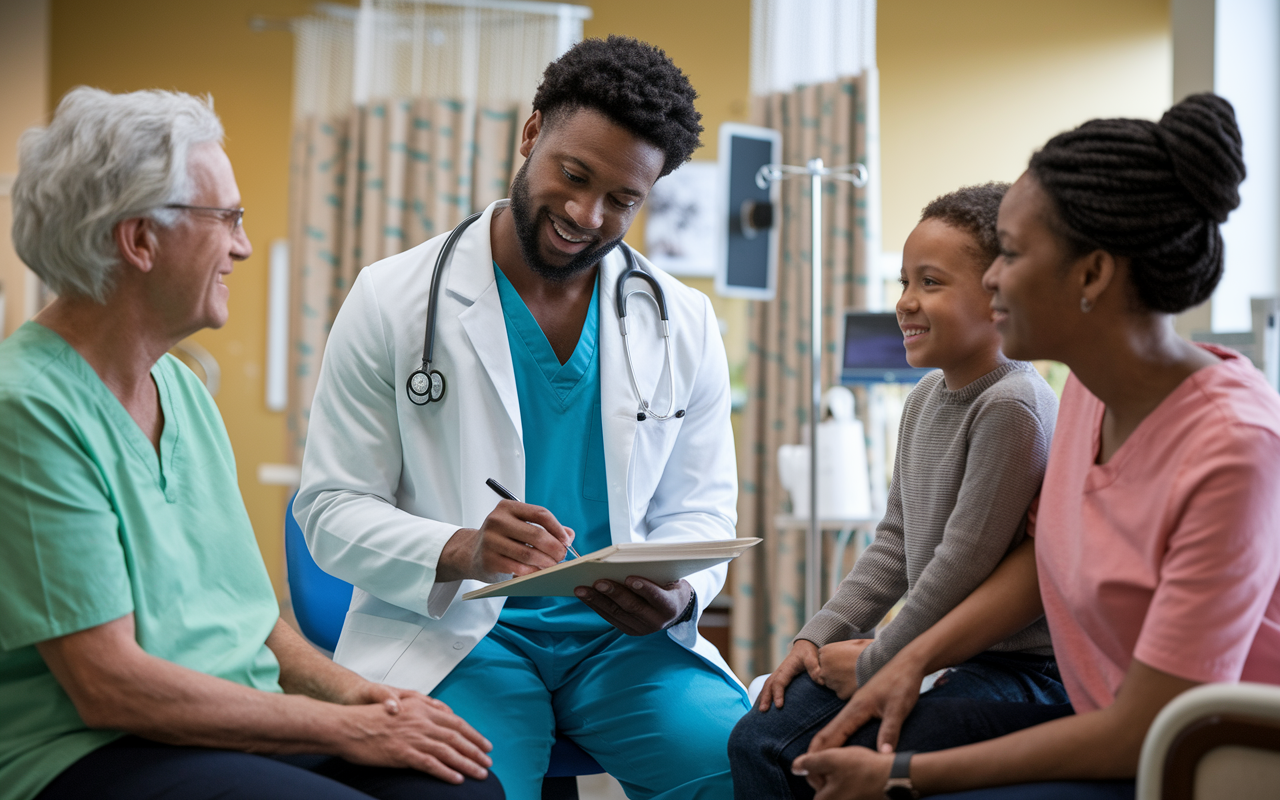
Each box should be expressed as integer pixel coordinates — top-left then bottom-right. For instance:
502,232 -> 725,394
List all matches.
575,576 -> 693,636
813,638 -> 873,700
339,693 -> 493,784
757,639 -> 821,712
790,745 -> 893,800
438,499 -> 574,583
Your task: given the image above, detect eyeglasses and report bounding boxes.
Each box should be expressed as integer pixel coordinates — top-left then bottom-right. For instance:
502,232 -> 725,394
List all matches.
164,204 -> 246,231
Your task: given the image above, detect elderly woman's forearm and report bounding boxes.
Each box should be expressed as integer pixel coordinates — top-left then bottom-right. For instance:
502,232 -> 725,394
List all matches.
266,618 -> 369,704
36,615 -> 355,754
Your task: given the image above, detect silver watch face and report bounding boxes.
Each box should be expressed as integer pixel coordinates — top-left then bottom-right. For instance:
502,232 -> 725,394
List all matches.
410,372 -> 429,396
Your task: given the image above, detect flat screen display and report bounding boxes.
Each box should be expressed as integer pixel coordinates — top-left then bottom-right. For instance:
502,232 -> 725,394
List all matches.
840,312 -> 932,384
715,123 -> 780,300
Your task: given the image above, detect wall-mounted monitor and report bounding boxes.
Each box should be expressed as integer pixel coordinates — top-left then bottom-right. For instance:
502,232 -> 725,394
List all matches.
840,312 -> 932,384
715,123 -> 781,300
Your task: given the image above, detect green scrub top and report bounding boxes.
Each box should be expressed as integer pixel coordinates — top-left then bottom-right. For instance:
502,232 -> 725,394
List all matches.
492,265 -> 614,632
0,322 -> 283,800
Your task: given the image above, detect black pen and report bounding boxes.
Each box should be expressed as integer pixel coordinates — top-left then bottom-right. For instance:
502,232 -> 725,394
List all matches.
486,478 -> 580,559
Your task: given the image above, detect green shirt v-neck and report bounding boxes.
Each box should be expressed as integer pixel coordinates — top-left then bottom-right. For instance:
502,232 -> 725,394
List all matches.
493,265 -> 613,631
0,322 -> 282,800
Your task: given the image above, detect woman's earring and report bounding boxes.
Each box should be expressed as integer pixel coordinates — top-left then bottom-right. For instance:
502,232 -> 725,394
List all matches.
1081,297 -> 1094,313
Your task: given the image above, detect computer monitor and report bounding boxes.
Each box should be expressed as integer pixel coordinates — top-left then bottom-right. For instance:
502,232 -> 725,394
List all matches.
840,312 -> 932,384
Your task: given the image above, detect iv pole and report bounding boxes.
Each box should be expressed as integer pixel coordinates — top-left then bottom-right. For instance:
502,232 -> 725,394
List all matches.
757,158 -> 868,621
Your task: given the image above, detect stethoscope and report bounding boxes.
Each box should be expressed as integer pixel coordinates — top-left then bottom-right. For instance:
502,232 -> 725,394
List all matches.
406,210 -> 685,422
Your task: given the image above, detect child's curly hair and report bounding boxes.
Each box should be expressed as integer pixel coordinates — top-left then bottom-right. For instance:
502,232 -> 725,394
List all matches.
920,182 -> 1010,269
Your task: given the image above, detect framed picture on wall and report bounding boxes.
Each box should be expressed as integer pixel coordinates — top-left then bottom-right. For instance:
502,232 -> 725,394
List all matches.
644,161 -> 718,278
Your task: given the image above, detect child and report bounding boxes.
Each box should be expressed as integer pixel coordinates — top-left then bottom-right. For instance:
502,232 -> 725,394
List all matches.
728,183 -> 1065,800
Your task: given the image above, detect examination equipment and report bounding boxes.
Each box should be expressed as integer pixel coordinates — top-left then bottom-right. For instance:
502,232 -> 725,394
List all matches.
406,212 -> 685,423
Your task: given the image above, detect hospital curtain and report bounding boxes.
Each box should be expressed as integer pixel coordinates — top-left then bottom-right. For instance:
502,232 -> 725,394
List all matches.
730,74 -> 872,680
286,101 -> 518,458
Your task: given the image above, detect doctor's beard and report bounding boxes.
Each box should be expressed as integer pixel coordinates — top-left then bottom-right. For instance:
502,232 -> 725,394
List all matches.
508,159 -> 625,283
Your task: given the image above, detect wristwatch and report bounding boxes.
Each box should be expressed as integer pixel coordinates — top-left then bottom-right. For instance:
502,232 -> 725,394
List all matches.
664,590 -> 697,629
883,750 -> 919,799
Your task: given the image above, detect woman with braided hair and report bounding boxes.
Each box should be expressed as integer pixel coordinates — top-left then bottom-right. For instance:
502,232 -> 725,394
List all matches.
784,93 -> 1280,799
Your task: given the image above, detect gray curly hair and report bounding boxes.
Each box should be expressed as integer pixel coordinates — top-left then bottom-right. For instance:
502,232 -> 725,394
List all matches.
11,87 -> 224,303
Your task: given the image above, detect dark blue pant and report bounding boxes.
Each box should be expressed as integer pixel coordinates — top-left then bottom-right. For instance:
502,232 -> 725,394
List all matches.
931,782 -> 1134,799
728,651 -> 1075,800
36,735 -> 505,800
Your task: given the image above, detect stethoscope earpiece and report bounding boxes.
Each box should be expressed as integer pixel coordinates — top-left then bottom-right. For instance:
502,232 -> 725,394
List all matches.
639,409 -> 684,422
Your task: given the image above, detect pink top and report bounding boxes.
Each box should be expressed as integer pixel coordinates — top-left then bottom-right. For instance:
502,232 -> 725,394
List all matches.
1036,346 -> 1280,713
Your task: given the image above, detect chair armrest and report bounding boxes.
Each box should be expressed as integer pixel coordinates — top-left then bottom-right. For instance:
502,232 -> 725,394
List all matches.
1137,682 -> 1280,800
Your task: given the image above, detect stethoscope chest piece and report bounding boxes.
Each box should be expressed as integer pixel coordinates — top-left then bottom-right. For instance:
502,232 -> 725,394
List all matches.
405,210 -> 484,408
407,367 -> 446,405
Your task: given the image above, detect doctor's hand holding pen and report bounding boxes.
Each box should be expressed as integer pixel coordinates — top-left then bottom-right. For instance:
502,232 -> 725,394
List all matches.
435,488 -> 576,584
480,480 -> 694,634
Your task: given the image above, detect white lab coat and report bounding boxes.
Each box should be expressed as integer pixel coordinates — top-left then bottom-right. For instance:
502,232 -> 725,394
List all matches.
295,200 -> 741,693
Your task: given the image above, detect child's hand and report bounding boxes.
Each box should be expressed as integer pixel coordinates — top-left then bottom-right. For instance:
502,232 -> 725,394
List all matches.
814,639 -> 872,700
756,640 -> 821,712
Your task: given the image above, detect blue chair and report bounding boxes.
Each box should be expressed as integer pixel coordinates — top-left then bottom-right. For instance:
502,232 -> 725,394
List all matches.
284,493 -> 603,799
284,498 -> 352,652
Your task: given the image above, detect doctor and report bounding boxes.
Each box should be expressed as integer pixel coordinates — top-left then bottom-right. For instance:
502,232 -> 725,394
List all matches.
295,36 -> 749,800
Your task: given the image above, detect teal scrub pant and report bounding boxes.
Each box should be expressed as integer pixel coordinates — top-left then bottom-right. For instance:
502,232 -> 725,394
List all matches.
432,622 -> 750,800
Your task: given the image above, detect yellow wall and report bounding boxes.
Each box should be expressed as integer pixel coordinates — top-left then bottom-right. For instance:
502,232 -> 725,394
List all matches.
879,0 -> 1171,252
0,0 -> 49,339
47,0 -> 324,595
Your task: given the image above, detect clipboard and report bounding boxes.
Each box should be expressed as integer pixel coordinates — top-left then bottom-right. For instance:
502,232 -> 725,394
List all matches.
462,538 -> 762,600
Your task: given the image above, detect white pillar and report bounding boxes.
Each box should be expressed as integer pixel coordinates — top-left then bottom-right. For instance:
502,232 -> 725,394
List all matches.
1171,0 -> 1216,337
1212,0 -> 1280,332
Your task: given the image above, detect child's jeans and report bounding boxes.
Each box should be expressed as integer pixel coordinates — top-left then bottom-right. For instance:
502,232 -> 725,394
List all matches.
728,651 -> 1071,800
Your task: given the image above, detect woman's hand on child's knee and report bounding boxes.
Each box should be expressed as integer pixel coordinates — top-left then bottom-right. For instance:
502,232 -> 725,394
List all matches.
813,639 -> 871,700
758,639 -> 821,712
807,653 -> 928,755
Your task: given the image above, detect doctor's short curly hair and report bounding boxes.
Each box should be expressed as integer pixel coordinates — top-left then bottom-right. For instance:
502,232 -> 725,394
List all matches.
532,35 -> 703,177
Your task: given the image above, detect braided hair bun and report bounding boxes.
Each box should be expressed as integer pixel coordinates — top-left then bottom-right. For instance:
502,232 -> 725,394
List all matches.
1028,93 -> 1245,313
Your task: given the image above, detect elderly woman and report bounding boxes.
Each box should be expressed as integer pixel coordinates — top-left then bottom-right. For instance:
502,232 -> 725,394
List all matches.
0,88 -> 502,800
787,93 -> 1280,799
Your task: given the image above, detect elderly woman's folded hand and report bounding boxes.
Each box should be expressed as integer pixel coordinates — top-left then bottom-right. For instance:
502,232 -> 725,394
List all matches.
336,694 -> 494,784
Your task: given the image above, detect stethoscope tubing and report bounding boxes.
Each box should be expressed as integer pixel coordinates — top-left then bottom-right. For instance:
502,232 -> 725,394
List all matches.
422,211 -> 484,369
408,212 -> 683,421
617,248 -> 681,421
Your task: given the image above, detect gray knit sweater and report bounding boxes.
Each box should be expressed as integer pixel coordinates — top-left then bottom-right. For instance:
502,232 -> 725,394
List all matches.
796,361 -> 1057,685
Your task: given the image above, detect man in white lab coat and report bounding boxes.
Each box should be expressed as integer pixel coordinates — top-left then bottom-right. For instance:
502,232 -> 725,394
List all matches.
295,36 -> 749,800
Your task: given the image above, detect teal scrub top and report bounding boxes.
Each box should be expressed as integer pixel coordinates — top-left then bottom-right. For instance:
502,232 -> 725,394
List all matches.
0,323 -> 283,800
493,265 -> 613,631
